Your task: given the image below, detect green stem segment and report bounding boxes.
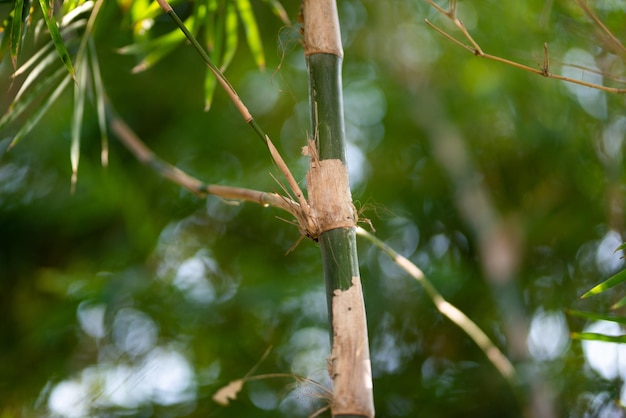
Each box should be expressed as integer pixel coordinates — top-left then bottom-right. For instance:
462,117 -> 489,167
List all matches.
304,1 -> 374,416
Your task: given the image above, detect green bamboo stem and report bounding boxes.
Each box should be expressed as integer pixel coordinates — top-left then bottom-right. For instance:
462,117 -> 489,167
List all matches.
303,1 -> 374,416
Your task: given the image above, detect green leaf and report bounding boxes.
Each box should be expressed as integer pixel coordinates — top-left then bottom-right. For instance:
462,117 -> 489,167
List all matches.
221,2 -> 238,72
204,69 -> 217,111
8,73 -> 72,149
571,332 -> 626,343
204,0 -> 218,52
14,45 -> 59,103
263,0 -> 290,25
235,0 -> 265,70
88,37 -> 109,167
566,309 -> 626,325
70,55 -> 88,193
10,0 -> 25,68
580,268 -> 626,299
611,296 -> 626,310
615,242 -> 626,253
38,0 -> 76,79
0,66 -> 66,132
119,15 -> 198,73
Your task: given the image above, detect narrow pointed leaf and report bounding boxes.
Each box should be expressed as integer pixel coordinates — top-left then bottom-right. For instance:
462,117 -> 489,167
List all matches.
571,332 -> 626,343
88,38 -> 109,167
0,66 -> 66,131
615,242 -> 626,253
10,0 -> 25,68
14,46 -> 59,103
566,309 -> 626,325
9,74 -> 72,149
221,2 -> 238,71
9,73 -> 72,149
13,40 -> 54,78
263,0 -> 290,25
235,0 -> 264,70
70,56 -> 88,193
580,269 -> 626,299
119,15 -> 198,73
611,296 -> 626,310
204,69 -> 217,111
204,0 -> 218,52
38,0 -> 75,79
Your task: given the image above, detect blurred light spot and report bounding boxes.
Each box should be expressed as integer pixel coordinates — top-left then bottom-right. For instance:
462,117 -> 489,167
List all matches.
600,116 -> 626,164
241,72 -> 280,116
430,234 -> 450,258
339,0 -> 367,48
344,80 -> 387,130
104,363 -> 147,408
346,141 -> 369,188
174,253 -> 216,304
582,320 -> 626,380
421,356 -> 456,394
143,347 -> 196,405
77,301 -> 106,340
562,49 -> 607,120
249,383 -> 280,410
527,309 -> 569,361
596,0 -> 626,11
48,380 -> 89,418
596,230 -> 624,275
112,308 -> 158,357
282,327 -> 329,377
387,23 -> 441,72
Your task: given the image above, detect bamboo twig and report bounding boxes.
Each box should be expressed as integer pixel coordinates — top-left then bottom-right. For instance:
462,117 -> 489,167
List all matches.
425,0 -> 626,94
108,108 -> 298,215
155,0 -> 313,228
355,227 -> 520,390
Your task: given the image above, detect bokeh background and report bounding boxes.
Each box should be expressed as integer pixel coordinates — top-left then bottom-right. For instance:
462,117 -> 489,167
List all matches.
2,1 -> 626,416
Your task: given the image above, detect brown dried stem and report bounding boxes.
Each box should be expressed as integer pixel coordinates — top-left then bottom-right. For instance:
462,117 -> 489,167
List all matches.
425,0 -> 626,94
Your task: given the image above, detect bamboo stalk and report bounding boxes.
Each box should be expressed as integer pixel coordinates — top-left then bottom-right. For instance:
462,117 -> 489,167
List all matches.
302,1 -> 374,416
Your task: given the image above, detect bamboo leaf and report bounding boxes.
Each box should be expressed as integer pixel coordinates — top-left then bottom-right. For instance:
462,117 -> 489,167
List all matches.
14,45 -> 59,103
204,0 -> 218,52
611,296 -> 626,310
221,2 -> 238,71
13,39 -> 55,78
8,73 -> 72,149
119,15 -> 198,73
10,0 -> 25,68
88,37 -> 108,167
0,66 -> 66,132
571,332 -> 626,343
235,0 -> 265,70
566,309 -> 626,325
263,0 -> 290,25
204,69 -> 217,111
70,56 -> 88,193
580,269 -> 626,299
615,242 -> 626,253
38,0 -> 76,79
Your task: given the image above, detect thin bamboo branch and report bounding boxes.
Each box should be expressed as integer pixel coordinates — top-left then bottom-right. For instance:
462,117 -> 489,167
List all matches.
355,227 -> 520,390
425,1 -> 626,94
107,108 -> 298,215
155,0 -> 313,228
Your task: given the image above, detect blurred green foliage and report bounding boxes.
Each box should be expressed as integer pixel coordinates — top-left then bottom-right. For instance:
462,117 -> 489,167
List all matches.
2,0 -> 626,417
